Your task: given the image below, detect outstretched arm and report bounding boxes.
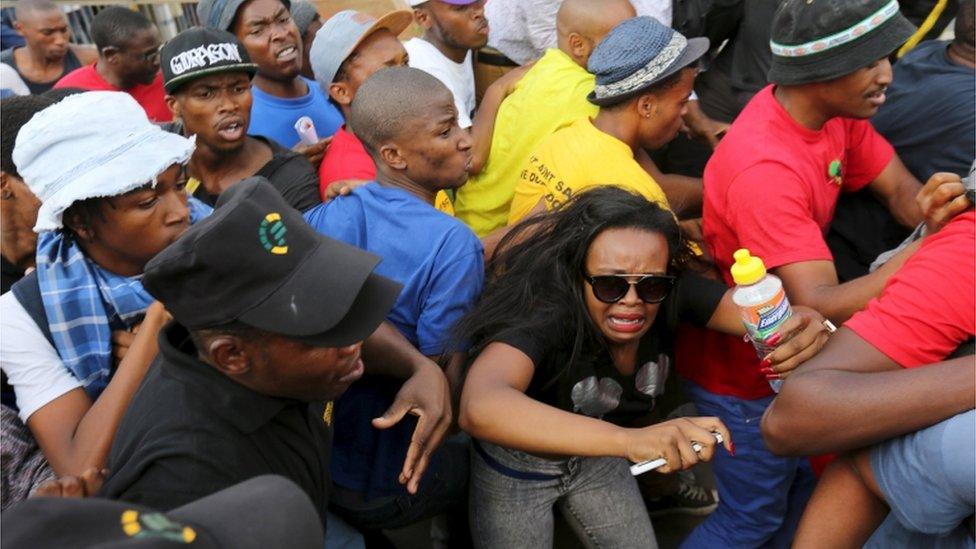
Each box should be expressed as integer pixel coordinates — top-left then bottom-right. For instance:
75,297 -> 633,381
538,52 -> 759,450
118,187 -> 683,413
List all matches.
469,63 -> 533,175
460,342 -> 732,473
360,322 -> 452,494
761,328 -> 975,456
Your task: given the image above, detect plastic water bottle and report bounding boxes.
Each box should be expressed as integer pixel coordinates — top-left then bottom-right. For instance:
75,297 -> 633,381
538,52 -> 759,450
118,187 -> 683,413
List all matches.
730,249 -> 792,393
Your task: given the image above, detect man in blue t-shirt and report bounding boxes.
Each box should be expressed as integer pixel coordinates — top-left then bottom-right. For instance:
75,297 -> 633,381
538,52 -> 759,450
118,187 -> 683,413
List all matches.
304,67 -> 482,537
197,0 -> 342,164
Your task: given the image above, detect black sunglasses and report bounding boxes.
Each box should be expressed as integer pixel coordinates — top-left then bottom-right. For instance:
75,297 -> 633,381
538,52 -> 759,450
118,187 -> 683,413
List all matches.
584,273 -> 676,304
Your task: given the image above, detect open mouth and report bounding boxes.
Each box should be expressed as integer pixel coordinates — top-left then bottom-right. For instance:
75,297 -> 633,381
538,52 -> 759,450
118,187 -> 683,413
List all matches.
216,119 -> 245,141
276,45 -> 298,62
607,314 -> 646,333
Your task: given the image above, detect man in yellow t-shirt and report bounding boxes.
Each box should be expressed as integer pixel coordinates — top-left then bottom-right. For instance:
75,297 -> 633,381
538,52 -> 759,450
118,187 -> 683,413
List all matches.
453,0 -> 636,237
508,16 -> 709,225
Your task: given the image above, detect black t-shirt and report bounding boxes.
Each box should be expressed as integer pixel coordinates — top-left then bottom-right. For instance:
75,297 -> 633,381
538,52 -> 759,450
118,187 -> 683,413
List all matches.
99,323 -> 332,528
162,121 -> 320,213
492,272 -> 726,426
0,47 -> 83,95
191,137 -> 321,212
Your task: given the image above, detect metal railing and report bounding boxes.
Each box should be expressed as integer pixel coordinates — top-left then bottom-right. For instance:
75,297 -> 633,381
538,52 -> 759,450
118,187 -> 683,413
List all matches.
1,0 -> 413,45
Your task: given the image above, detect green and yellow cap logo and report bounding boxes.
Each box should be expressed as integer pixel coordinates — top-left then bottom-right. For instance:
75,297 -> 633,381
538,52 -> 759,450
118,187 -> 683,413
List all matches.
258,212 -> 288,255
121,509 -> 197,543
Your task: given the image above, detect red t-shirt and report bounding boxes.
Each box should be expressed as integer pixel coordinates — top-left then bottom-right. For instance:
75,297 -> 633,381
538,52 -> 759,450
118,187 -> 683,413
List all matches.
54,65 -> 171,123
318,125 -> 375,201
678,85 -> 895,398
846,211 -> 976,368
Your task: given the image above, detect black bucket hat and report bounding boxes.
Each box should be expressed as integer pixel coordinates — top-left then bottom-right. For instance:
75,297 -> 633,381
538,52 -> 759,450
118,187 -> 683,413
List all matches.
768,0 -> 916,85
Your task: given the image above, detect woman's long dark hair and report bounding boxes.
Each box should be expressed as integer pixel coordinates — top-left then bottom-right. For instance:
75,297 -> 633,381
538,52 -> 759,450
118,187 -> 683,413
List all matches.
454,186 -> 692,389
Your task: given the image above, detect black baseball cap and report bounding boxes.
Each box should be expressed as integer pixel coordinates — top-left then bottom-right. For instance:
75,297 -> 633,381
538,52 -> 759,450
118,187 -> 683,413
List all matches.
1,475 -> 323,548
768,0 -> 916,85
161,27 -> 259,94
143,177 -> 402,347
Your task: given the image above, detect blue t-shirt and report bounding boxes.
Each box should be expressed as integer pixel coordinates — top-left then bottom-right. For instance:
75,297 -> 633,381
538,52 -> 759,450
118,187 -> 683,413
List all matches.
248,76 -> 343,149
304,182 -> 484,499
872,41 -> 975,180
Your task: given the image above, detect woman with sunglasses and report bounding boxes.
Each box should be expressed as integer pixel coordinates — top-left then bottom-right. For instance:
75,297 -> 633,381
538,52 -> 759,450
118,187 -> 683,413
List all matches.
456,187 -> 831,548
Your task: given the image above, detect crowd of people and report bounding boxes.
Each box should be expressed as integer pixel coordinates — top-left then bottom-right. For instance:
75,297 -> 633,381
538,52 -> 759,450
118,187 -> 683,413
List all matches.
0,0 -> 973,547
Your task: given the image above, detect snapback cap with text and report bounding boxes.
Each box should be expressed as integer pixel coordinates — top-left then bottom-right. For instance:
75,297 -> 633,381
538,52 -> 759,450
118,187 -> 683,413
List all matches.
160,27 -> 258,94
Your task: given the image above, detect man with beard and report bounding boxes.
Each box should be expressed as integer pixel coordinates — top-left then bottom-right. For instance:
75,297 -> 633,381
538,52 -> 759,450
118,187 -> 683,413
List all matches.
54,7 -> 169,122
160,27 -> 320,212
1,0 -> 96,95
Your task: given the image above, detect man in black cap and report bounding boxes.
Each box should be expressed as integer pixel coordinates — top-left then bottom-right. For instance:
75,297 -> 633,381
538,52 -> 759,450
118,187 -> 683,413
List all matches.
96,177 -> 404,534
679,1 -> 971,546
161,26 -> 321,212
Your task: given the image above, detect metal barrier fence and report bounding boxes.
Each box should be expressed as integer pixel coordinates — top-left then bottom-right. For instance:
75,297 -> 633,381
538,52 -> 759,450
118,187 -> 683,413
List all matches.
1,0 -> 412,45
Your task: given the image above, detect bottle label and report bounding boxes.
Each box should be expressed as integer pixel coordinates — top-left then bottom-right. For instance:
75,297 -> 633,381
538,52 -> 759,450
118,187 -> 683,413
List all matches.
739,288 -> 792,356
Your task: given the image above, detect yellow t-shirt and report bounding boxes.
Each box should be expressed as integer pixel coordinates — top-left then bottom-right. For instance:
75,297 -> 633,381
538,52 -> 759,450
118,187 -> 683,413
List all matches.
434,190 -> 454,216
508,117 -> 670,224
454,49 -> 599,237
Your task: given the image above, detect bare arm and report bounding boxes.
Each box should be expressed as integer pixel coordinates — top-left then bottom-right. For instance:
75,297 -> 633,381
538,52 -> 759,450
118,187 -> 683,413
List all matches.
27,303 -> 169,477
469,64 -> 532,175
360,322 -> 452,494
868,156 -> 922,228
636,149 -> 702,218
459,342 -> 732,472
761,328 -> 975,456
774,239 -> 922,324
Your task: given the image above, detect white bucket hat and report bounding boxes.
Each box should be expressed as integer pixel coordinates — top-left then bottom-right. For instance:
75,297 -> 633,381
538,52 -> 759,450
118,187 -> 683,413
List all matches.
12,91 -> 196,233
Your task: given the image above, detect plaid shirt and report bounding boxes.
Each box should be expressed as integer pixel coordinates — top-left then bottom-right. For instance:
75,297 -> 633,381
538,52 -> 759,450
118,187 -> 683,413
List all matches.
34,198 -> 211,399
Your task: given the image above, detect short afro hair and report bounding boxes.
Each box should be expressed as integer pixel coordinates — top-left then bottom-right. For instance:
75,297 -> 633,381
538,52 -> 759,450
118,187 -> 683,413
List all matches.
91,6 -> 153,51
1,95 -> 55,178
14,0 -> 61,22
349,66 -> 452,157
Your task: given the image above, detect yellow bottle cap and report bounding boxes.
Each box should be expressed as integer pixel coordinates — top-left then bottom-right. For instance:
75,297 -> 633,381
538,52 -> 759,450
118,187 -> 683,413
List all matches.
731,248 -> 766,285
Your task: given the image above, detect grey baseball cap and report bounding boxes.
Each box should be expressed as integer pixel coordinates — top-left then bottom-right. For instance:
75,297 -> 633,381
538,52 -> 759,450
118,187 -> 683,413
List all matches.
197,0 -> 292,32
310,9 -> 413,91
290,0 -> 320,35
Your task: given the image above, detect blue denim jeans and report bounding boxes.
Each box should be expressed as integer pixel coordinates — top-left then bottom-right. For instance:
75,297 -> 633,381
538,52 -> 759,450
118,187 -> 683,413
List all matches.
680,379 -> 816,549
470,440 -> 658,549
329,435 -> 470,533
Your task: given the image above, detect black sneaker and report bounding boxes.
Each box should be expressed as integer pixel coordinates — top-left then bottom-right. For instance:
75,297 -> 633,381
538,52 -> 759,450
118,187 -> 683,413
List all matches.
644,471 -> 718,517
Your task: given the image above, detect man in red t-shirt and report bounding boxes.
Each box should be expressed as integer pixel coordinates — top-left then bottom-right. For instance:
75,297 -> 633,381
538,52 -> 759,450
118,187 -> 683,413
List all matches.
307,9 -> 413,201
53,7 -> 169,123
762,210 -> 975,547
676,1 -> 971,547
